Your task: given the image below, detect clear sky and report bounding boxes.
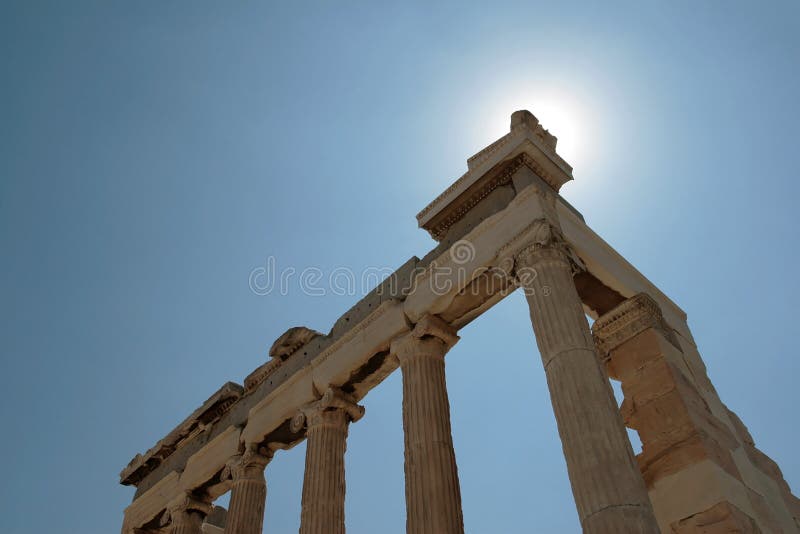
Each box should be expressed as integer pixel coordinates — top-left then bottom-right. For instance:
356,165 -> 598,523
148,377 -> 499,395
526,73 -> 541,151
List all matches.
2,2 -> 799,533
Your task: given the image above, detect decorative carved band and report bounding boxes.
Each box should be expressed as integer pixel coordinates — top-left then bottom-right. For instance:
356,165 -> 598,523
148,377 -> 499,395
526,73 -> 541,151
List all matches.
592,293 -> 670,358
290,387 -> 365,433
426,153 -> 562,241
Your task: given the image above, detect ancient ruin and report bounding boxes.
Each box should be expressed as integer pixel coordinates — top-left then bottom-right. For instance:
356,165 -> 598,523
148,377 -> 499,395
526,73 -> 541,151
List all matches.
119,110 -> 800,533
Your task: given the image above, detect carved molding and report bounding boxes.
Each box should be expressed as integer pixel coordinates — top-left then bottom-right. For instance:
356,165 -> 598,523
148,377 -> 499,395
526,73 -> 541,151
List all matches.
423,153 -> 563,241
290,387 -> 365,433
591,293 -> 669,358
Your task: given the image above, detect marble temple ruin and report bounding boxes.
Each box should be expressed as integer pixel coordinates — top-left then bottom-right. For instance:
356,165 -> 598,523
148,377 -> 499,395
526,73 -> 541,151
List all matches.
119,110 -> 800,533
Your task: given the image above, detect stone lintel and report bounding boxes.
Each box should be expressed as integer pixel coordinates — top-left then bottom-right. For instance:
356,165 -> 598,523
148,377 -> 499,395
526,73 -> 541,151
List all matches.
556,201 -> 692,345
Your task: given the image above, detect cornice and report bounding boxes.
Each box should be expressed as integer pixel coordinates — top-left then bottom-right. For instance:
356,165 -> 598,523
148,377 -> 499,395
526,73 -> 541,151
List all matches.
120,382 -> 243,486
417,111 -> 574,241
592,293 -> 666,357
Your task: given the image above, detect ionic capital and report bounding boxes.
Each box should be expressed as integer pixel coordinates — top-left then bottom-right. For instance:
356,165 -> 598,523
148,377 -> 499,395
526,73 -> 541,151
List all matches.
592,293 -> 670,358
290,387 -> 365,433
222,443 -> 272,482
390,314 -> 459,363
496,219 -> 584,287
162,492 -> 212,527
514,219 -> 574,268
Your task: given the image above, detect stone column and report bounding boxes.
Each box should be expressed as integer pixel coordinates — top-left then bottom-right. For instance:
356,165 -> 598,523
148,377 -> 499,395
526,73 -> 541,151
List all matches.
512,219 -> 659,533
292,387 -> 364,534
223,444 -> 271,534
165,493 -> 212,534
390,315 -> 464,534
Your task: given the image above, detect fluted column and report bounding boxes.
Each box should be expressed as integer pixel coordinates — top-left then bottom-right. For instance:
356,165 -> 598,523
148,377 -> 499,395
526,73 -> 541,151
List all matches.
165,493 -> 211,534
292,387 -> 364,534
223,443 -> 271,534
390,314 -> 464,534
513,219 -> 659,533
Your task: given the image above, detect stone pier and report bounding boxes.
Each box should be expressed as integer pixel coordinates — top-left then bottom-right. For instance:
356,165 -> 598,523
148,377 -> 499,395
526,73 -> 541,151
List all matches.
594,293 -> 800,532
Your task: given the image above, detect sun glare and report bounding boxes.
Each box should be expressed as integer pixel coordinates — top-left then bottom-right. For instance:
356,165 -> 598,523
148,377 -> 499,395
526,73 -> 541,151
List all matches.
481,90 -> 594,171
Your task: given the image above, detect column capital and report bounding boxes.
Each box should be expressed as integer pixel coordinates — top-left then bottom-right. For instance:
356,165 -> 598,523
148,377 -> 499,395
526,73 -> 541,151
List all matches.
514,219 -> 573,267
290,387 -> 364,433
390,314 -> 459,363
162,492 -> 212,528
592,292 -> 670,358
497,219 -> 584,284
222,443 -> 272,482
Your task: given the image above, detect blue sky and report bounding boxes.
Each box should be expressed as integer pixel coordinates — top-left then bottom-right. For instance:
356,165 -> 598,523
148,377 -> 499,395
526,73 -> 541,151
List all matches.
1,1 -> 799,533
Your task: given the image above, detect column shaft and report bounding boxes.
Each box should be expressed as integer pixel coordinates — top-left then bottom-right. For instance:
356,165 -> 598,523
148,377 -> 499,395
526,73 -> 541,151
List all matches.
392,316 -> 464,534
515,222 -> 659,533
295,388 -> 363,534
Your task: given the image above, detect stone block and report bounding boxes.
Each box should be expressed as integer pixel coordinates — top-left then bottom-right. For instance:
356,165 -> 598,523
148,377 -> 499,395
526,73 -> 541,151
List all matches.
671,501 -> 761,533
